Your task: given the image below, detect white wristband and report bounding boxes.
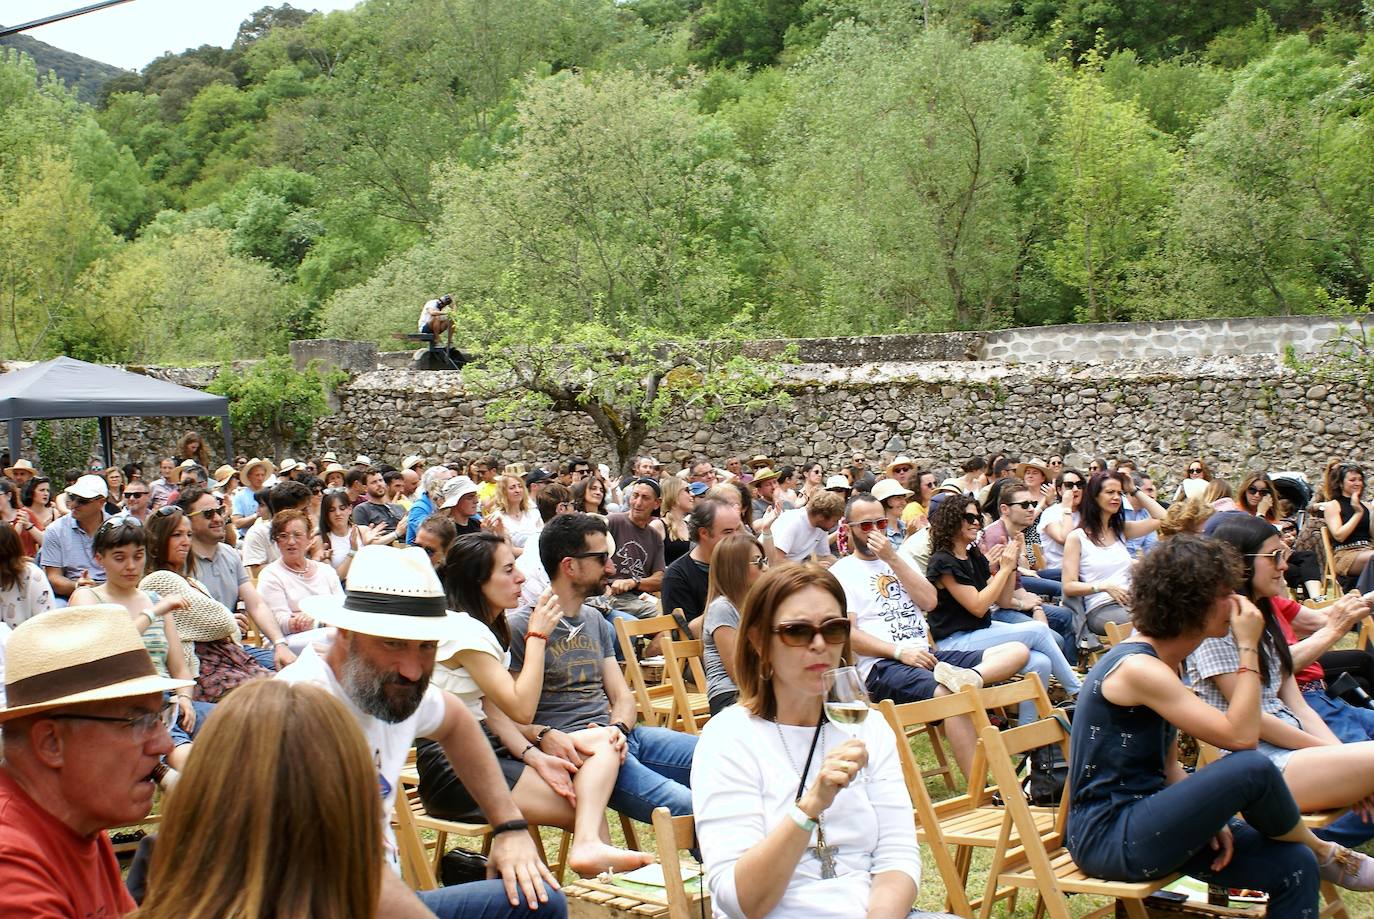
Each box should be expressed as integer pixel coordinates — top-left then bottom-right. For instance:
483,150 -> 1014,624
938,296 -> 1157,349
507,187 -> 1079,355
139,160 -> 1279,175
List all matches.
788,805 -> 817,833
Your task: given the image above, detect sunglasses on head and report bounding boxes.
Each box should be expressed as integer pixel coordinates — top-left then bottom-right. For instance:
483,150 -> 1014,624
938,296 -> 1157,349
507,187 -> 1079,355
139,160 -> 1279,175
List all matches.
97,517 -> 142,534
153,505 -> 181,518
772,618 -> 850,647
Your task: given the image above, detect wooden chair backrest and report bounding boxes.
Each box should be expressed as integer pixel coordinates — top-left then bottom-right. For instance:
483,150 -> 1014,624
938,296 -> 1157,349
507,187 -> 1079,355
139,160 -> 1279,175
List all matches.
615,613 -> 684,725
661,637 -> 709,734
978,720 -> 1073,863
1321,524 -> 1341,599
877,696 -> 977,917
392,782 -> 440,890
966,674 -> 1053,733
650,806 -> 706,919
1102,619 -> 1131,647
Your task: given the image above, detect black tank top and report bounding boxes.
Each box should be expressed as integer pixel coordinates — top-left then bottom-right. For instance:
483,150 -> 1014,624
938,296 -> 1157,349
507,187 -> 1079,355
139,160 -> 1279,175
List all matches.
1335,495 -> 1371,548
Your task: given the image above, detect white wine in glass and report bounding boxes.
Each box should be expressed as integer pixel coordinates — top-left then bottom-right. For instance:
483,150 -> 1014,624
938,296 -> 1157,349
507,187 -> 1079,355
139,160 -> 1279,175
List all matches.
823,666 -> 871,736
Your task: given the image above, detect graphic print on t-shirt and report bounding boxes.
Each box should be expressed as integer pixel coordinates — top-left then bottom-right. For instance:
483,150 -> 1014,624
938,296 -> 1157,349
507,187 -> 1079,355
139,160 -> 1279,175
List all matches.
868,571 -> 929,649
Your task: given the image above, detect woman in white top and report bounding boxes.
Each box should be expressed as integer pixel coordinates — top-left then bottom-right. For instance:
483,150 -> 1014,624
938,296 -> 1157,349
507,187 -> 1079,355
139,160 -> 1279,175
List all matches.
490,474 -> 543,548
256,509 -> 341,653
0,521 -> 53,628
1035,468 -> 1085,572
421,531 -> 651,878
316,490 -> 387,582
692,563 -> 955,919
1062,471 -> 1164,637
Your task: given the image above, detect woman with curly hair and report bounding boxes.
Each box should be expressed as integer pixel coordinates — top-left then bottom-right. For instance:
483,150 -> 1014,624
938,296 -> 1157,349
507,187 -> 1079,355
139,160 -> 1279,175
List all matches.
490,473 -> 543,547
1068,534 -> 1374,907
1237,472 -> 1281,524
1157,498 -> 1215,540
924,496 -> 1080,724
1173,458 -> 1213,501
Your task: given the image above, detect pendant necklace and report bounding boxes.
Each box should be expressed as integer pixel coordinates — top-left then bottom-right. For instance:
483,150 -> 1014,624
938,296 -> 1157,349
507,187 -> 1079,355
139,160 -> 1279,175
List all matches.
775,716 -> 838,879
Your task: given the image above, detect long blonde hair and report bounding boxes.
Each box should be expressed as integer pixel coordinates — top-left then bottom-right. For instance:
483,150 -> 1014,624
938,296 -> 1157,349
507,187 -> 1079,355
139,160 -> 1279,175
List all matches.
134,680 -> 381,919
660,476 -> 691,541
492,473 -> 532,516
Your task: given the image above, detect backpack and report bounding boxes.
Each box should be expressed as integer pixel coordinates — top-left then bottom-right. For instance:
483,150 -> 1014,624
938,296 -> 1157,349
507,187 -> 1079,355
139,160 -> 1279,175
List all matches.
1020,709 -> 1073,806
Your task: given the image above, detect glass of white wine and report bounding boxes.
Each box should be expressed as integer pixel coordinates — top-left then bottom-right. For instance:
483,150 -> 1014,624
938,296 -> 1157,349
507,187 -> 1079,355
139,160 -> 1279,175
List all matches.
823,665 -> 871,733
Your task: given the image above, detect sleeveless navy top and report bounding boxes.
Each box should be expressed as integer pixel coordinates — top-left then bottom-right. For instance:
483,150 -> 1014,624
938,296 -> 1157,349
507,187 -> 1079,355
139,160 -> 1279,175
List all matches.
1067,642 -> 1177,872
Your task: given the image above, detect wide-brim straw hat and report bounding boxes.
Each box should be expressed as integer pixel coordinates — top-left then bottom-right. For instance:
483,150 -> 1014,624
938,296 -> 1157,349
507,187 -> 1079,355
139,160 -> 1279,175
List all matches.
278,458 -> 302,475
1015,457 -> 1050,479
300,546 -> 471,642
240,457 -> 275,478
322,462 -> 346,476
751,467 -> 781,485
748,454 -> 772,469
4,458 -> 36,477
0,605 -> 192,723
212,464 -> 238,488
401,455 -> 425,471
872,479 -> 914,502
885,455 -> 915,475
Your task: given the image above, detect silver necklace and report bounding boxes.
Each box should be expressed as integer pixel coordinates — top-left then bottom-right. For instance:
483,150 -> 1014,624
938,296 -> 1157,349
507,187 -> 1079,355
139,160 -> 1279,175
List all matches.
775,720 -> 838,879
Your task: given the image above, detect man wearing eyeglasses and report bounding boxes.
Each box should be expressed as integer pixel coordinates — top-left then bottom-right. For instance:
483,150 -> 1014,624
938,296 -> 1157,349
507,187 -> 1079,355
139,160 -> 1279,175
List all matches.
981,482 -> 1077,662
178,486 -> 296,670
832,494 -> 1028,778
507,513 -> 697,826
0,605 -> 191,919
39,475 -> 111,603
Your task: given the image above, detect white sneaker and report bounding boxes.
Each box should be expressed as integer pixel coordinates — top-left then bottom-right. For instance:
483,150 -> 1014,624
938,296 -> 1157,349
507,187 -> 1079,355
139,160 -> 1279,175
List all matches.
934,661 -> 984,694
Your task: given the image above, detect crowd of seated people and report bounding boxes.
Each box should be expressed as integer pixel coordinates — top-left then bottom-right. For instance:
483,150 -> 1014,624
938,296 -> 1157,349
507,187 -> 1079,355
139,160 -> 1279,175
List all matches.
6,436 -> 1374,918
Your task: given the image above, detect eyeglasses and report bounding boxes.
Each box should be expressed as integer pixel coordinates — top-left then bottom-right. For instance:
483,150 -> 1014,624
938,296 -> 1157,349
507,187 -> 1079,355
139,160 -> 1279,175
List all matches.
848,519 -> 888,533
557,501 -> 575,512
1048,460 -> 1063,466
1060,481 -> 1083,490
186,506 -> 224,519
1246,548 -> 1291,564
962,513 -> 982,526
1006,500 -> 1038,510
123,490 -> 149,499
569,550 -> 610,565
772,618 -> 851,647
748,556 -> 768,570
45,701 -> 177,741
1188,467 -> 1204,475
1246,487 -> 1271,498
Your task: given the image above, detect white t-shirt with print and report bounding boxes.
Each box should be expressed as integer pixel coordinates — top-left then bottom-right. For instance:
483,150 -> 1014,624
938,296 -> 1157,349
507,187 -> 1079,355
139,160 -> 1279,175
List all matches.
276,644 -> 446,871
831,555 -> 932,680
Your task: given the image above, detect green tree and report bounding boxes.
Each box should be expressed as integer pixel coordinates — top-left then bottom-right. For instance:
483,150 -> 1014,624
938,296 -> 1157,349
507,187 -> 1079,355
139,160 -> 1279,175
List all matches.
208,355 -> 340,457
1046,55 -> 1176,322
691,0 -> 805,68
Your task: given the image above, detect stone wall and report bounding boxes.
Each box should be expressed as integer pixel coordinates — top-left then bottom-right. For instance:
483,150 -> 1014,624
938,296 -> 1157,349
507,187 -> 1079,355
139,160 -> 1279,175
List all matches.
317,351 -> 1371,490
4,314 -> 1370,491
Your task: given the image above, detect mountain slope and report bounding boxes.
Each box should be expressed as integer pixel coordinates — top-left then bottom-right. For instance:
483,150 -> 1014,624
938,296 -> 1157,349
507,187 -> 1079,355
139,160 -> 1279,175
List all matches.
0,29 -> 128,103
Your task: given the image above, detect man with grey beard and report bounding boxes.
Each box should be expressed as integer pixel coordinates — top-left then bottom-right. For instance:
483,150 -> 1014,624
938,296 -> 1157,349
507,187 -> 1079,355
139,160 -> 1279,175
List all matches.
278,545 -> 565,919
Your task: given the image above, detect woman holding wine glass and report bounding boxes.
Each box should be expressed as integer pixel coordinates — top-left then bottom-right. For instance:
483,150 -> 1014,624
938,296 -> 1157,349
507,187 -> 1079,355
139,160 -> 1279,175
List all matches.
692,563 -> 956,919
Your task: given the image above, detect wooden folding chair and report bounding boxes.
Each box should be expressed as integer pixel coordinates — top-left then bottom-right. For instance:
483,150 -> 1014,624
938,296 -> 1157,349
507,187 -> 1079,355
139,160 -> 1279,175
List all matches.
878,676 -> 1058,916
659,637 -> 712,734
564,807 -> 709,918
616,614 -> 689,727
1320,526 -> 1361,599
977,722 -> 1174,919
1101,619 -> 1131,647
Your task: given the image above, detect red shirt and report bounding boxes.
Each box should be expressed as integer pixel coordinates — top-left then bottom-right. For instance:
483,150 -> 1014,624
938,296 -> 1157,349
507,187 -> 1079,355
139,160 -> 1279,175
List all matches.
0,769 -> 135,918
1273,595 -> 1324,684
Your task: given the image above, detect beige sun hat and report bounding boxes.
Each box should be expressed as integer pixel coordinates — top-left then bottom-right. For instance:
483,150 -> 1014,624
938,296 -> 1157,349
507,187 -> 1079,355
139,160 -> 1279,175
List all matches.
750,467 -> 781,485
872,479 -> 914,502
240,457 -> 275,479
0,605 -> 193,723
322,462 -> 346,476
299,546 -> 471,642
401,454 -> 425,471
4,458 -> 36,478
212,464 -> 238,488
885,455 -> 915,475
278,458 -> 302,475
1015,457 -> 1050,479
747,454 -> 772,469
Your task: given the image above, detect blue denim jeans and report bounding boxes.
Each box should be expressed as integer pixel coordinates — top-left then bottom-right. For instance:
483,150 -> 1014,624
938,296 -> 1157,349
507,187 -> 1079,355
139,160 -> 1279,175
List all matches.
608,726 -> 696,822
417,880 -> 566,918
938,619 -> 1081,723
1020,574 -> 1063,598
168,699 -> 215,748
993,605 -> 1076,664
1070,751 -> 1318,917
243,644 -> 277,670
1305,690 -> 1374,847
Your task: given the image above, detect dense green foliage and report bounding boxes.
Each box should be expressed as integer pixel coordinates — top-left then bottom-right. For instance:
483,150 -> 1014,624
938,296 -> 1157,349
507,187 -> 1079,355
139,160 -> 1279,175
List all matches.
3,0 -> 1372,365
0,31 -> 127,104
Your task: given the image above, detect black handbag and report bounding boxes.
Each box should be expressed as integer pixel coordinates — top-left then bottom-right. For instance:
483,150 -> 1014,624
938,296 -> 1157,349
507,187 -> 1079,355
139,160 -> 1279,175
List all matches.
439,847 -> 490,886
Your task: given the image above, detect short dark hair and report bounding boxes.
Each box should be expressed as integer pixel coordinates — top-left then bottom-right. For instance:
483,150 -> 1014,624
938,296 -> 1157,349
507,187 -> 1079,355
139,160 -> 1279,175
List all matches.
961,456 -> 986,473
844,493 -> 882,519
268,480 -> 312,514
180,463 -> 207,484
1131,534 -> 1243,641
93,518 -> 147,555
382,470 -> 402,485
688,498 -> 730,543
535,483 -> 571,523
564,457 -> 589,474
344,469 -> 369,490
176,485 -> 216,513
539,513 -> 609,580
441,532 -> 510,647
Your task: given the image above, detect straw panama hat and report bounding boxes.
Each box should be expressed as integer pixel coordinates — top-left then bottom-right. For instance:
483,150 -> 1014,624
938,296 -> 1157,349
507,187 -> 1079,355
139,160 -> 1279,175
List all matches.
278,458 -> 302,475
322,462 -> 346,476
240,457 -> 275,478
0,605 -> 192,723
872,479 -> 914,502
401,455 -> 425,471
3,458 -> 36,477
212,464 -> 237,488
748,454 -> 772,469
300,546 -> 470,642
885,455 -> 915,475
750,467 -> 781,485
1016,457 -> 1050,479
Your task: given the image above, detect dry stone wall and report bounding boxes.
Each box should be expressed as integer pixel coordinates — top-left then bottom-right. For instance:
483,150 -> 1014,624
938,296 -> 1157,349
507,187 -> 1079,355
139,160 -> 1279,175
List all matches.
4,316 -> 1370,492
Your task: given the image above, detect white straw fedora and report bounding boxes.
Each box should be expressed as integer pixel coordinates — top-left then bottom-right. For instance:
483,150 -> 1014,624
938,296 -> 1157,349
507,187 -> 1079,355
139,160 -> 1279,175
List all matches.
299,545 -> 470,642
0,605 -> 193,723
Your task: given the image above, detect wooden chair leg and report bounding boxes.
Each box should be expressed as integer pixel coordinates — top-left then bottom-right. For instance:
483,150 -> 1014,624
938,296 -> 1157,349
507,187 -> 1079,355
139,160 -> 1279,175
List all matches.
1321,880 -> 1351,919
618,813 -> 640,851
431,828 -> 448,878
1121,899 -> 1151,919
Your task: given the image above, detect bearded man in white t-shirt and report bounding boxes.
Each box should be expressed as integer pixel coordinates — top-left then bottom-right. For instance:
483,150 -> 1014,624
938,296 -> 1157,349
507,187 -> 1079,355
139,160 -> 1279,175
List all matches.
830,494 -> 1028,778
280,546 -> 565,919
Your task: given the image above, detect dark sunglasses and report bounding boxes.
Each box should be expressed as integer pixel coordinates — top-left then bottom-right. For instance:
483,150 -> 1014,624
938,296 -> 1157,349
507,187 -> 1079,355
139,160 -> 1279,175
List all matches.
71,494 -> 103,506
1005,500 -> 1038,510
569,550 -> 610,565
186,505 -> 225,518
1188,467 -> 1204,475
772,618 -> 850,647
962,513 -> 982,526
1246,487 -> 1271,497
1060,481 -> 1083,490
123,490 -> 149,498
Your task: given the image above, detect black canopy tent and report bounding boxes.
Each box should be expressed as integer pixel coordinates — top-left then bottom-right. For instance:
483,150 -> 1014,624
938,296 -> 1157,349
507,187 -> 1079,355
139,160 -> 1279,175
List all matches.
0,356 -> 233,469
